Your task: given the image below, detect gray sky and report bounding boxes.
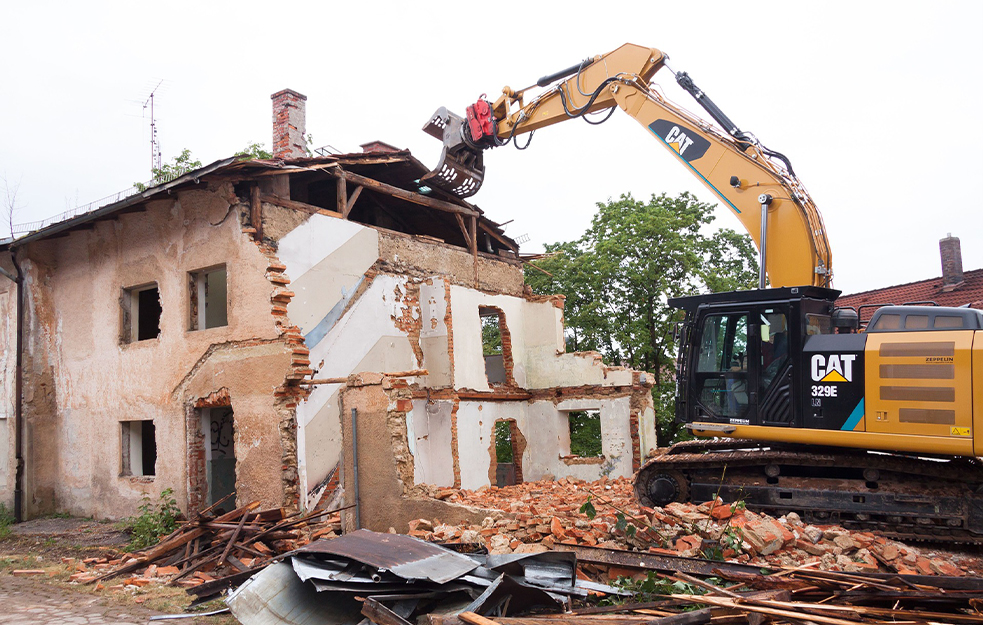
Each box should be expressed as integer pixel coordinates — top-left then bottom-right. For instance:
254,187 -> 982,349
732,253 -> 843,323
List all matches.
2,1 -> 981,295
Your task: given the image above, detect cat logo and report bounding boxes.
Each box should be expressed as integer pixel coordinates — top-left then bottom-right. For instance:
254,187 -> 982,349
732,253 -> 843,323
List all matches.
811,354 -> 856,383
648,120 -> 711,162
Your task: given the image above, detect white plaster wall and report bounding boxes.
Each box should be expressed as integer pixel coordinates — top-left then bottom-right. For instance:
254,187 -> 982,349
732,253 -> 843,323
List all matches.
407,400 -> 454,487
279,215 -> 379,338
419,280 -> 451,388
449,287 -> 530,390
524,397 -> 634,482
450,286 -> 635,391
294,274 -> 419,507
453,397 -> 635,490
455,401 -> 519,490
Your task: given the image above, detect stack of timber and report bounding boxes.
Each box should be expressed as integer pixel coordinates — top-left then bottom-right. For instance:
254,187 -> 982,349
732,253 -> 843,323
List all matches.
85,494 -> 344,593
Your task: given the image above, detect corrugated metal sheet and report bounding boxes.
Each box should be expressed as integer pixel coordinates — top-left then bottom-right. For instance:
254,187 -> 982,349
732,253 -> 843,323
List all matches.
295,529 -> 479,584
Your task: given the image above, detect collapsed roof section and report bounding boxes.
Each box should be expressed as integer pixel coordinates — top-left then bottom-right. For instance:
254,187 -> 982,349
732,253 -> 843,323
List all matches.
4,150 -> 518,257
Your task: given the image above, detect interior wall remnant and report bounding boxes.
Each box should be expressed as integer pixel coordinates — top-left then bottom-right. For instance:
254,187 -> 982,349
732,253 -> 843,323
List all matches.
407,399 -> 454,487
340,375 -> 499,533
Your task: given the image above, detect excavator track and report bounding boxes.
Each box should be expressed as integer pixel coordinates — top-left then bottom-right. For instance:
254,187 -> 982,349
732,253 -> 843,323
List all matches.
634,439 -> 983,544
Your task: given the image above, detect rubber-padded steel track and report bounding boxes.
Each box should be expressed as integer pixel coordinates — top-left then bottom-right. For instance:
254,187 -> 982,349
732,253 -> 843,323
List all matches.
634,440 -> 983,544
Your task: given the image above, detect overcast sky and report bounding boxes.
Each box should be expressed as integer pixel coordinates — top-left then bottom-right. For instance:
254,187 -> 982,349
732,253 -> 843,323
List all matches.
2,1 -> 981,295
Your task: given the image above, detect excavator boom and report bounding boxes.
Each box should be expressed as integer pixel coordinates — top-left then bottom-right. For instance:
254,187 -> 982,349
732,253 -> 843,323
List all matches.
421,43 -> 832,289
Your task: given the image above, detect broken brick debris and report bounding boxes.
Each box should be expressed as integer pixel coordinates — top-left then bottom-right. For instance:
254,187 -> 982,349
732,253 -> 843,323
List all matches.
413,476 -> 980,577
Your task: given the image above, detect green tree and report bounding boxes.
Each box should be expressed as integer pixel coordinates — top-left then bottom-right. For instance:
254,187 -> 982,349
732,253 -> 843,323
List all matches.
524,192 -> 758,446
236,142 -> 274,160
135,149 -> 203,191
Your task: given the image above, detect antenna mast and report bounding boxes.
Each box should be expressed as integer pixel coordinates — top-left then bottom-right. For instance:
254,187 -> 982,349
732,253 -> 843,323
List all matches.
143,81 -> 164,175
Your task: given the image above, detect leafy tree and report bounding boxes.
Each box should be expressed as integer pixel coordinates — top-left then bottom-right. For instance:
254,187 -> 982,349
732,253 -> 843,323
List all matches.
525,192 -> 758,446
568,411 -> 602,457
236,142 -> 274,160
494,421 -> 513,463
481,315 -> 503,356
135,149 -> 203,191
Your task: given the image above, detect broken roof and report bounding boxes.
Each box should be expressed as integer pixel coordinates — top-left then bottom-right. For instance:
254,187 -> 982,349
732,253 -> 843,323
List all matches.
2,150 -> 517,256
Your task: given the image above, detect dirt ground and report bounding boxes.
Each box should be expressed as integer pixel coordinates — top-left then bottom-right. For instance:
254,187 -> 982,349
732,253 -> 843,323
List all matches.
0,517 -> 237,624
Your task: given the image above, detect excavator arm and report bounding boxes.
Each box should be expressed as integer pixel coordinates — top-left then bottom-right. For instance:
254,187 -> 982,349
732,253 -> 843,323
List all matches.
422,43 -> 832,288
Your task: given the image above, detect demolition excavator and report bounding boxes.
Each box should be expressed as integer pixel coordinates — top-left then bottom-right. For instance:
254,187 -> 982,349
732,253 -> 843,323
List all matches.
421,44 -> 983,542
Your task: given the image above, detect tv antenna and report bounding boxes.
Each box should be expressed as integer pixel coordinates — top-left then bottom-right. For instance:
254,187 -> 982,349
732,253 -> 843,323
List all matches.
143,80 -> 164,174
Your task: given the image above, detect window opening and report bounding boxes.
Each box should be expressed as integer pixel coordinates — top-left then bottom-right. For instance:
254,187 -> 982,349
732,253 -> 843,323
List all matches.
120,420 -> 157,476
567,410 -> 602,457
479,307 -> 507,385
189,266 -> 228,330
122,284 -> 161,343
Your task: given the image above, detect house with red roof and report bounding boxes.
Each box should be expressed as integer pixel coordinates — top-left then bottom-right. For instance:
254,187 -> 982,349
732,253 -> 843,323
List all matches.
836,234 -> 983,325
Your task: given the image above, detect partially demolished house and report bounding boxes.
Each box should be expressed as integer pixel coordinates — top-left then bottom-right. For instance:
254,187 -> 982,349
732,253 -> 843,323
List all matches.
0,89 -> 656,529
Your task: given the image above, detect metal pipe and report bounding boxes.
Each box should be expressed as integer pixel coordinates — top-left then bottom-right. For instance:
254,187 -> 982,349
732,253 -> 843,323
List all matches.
758,195 -> 772,289
350,407 -> 360,530
9,248 -> 24,521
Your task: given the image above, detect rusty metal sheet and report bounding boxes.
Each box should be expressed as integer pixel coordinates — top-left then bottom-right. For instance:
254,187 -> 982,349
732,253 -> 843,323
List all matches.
295,529 -> 478,584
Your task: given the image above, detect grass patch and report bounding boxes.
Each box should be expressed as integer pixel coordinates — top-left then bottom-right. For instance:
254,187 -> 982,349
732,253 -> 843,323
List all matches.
0,503 -> 14,540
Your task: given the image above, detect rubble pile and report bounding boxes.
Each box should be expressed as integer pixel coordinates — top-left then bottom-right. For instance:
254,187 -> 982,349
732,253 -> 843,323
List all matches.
417,476 -> 979,576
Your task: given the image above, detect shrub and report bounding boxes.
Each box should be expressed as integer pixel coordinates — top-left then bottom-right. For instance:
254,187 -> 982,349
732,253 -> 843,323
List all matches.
125,488 -> 180,551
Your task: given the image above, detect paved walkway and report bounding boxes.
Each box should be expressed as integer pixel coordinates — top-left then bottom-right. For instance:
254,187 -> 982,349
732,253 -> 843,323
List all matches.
0,574 -> 169,625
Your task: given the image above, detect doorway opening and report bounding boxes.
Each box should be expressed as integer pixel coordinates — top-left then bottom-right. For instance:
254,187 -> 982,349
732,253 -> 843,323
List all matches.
202,406 -> 236,512
491,419 -> 525,487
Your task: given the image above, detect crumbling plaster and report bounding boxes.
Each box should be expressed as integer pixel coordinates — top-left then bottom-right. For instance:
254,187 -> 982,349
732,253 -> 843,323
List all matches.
16,186 -> 294,519
0,269 -> 16,507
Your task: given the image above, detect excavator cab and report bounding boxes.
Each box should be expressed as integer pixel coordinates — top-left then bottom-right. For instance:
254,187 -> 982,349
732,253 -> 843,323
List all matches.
671,286 -> 839,430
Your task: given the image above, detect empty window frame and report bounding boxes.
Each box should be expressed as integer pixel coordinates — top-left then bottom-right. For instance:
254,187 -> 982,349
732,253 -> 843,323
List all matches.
480,307 -> 507,385
120,420 -> 157,477
566,410 -> 602,457
189,266 -> 228,330
122,283 -> 162,343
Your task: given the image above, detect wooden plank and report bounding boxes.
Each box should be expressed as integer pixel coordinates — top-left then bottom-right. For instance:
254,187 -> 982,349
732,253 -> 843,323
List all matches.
337,176 -> 347,217
250,185 -> 263,239
470,215 -> 478,287
300,369 -> 428,386
336,169 -> 478,217
454,213 -> 470,247
670,595 -> 867,625
217,508 -> 250,567
344,185 -> 363,218
261,194 -> 343,219
460,612 -> 502,625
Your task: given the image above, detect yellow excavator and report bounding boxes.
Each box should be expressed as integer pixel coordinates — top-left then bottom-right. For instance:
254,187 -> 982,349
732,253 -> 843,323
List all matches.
422,44 -> 983,542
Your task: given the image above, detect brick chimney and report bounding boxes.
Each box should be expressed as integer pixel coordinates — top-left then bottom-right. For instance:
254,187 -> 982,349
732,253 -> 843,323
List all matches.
271,89 -> 307,159
940,233 -> 965,291
360,140 -> 400,154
